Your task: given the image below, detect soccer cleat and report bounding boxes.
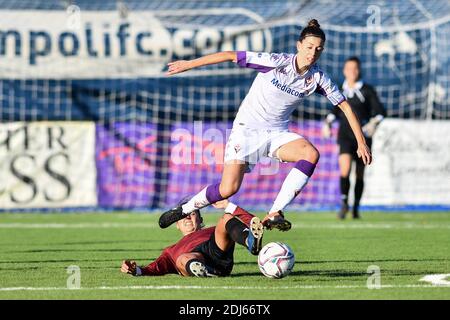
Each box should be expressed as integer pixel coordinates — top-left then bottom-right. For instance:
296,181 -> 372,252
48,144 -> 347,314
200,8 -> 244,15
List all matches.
158,205 -> 188,228
337,202 -> 349,220
263,211 -> 292,232
246,217 -> 264,255
187,261 -> 217,277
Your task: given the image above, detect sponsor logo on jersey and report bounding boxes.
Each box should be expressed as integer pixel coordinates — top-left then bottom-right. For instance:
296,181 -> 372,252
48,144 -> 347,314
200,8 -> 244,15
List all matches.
278,66 -> 288,75
270,78 -> 305,98
234,144 -> 241,153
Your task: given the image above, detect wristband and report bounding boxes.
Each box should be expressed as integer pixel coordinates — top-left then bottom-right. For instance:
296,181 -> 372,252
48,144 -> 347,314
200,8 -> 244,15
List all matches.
135,266 -> 142,276
225,202 -> 238,214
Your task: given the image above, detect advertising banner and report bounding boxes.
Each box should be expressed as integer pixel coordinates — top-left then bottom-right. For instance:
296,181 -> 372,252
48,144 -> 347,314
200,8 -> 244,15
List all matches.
0,121 -> 97,208
0,9 -> 270,78
96,123 -> 157,208
167,121 -> 340,209
364,119 -> 450,205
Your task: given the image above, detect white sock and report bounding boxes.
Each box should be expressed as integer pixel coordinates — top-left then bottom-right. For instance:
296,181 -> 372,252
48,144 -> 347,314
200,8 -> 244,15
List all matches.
269,168 -> 310,213
181,187 -> 209,214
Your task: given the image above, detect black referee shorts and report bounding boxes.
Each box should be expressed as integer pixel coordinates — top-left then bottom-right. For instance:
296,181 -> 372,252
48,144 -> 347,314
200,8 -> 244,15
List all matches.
338,137 -> 372,161
192,233 -> 235,276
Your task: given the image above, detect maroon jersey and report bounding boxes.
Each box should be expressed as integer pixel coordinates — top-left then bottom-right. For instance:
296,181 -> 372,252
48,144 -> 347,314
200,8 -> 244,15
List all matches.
140,206 -> 253,276
141,227 -> 215,276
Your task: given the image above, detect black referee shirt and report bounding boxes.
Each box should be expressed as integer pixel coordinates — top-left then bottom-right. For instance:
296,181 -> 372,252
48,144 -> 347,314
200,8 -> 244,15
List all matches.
331,83 -> 386,142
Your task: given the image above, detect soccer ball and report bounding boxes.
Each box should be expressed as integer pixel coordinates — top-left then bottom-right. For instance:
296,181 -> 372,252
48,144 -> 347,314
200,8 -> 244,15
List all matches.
258,242 -> 295,279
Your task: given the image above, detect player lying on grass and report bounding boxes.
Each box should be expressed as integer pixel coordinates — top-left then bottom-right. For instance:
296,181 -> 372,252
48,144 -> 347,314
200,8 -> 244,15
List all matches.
121,199 -> 263,277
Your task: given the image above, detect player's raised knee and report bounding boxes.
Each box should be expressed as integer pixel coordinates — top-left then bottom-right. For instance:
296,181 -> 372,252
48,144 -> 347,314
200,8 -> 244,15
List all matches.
220,213 -> 234,224
305,145 -> 320,163
215,213 -> 234,236
176,253 -> 202,276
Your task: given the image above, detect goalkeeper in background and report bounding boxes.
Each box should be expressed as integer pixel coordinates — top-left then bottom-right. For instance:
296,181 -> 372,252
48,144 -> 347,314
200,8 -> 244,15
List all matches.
322,56 -> 386,219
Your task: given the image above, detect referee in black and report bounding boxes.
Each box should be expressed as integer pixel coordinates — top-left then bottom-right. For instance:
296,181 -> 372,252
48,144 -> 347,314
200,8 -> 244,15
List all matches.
322,56 -> 386,219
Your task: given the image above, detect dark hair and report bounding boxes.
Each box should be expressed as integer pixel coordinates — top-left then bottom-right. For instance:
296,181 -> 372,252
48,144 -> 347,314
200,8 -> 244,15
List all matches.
299,19 -> 326,42
344,56 -> 362,80
345,56 -> 361,68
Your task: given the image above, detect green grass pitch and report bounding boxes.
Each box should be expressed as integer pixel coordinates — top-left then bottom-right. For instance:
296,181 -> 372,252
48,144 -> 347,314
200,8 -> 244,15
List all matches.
0,211 -> 449,299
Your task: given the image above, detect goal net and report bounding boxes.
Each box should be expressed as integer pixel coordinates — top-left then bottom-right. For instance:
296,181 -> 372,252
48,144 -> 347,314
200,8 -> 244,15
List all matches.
0,0 -> 449,210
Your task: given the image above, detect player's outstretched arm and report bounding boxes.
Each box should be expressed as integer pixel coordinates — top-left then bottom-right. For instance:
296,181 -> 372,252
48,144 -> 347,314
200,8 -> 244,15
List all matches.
338,100 -> 372,165
121,252 -> 177,276
166,51 -> 237,75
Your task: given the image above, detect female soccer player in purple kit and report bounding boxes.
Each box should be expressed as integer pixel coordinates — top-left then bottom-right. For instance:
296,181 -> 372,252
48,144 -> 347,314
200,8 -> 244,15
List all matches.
159,19 -> 372,231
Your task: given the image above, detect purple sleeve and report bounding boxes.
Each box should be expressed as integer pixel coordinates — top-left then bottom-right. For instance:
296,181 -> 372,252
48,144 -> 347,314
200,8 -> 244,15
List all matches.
236,51 -> 278,73
237,51 -> 247,67
315,71 -> 346,106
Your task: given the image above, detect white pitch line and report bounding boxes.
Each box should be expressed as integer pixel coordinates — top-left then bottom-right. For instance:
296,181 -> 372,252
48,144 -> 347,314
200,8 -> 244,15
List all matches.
0,223 -> 449,229
0,284 -> 449,291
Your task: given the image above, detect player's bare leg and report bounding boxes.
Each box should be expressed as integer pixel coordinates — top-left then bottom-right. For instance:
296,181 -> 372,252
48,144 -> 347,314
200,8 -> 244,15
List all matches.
214,213 -> 235,252
213,200 -> 264,255
219,160 -> 248,198
264,138 -> 319,231
176,252 -> 217,277
338,153 -> 352,219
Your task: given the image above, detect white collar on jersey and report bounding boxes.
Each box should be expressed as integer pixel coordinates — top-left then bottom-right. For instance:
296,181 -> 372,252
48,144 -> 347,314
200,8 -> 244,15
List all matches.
291,54 -> 316,77
342,80 -> 365,103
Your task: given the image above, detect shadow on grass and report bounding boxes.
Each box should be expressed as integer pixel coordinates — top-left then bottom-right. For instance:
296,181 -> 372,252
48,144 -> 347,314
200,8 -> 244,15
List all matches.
234,258 -> 450,266
52,240 -> 166,246
232,268 -> 437,278
5,248 -> 162,253
231,272 -> 263,277
299,258 -> 449,264
232,259 -> 447,278
0,266 -> 123,271
0,257 -> 155,264
288,270 -> 367,277
0,240 -> 167,247
230,269 -> 368,278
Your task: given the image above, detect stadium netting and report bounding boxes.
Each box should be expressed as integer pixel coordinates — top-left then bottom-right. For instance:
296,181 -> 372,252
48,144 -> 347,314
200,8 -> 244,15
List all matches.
0,0 -> 449,210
